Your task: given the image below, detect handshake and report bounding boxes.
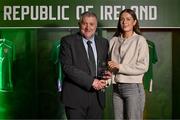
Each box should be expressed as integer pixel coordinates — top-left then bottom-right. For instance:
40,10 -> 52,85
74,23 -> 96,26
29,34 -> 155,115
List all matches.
92,70 -> 112,91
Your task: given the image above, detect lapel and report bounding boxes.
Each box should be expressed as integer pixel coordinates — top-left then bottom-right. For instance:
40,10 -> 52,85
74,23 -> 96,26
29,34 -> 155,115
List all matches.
94,35 -> 102,69
76,33 -> 91,71
95,35 -> 101,62
76,33 -> 103,74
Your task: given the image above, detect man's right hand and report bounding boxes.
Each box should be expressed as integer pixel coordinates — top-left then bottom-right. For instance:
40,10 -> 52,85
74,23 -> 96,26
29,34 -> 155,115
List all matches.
92,79 -> 106,91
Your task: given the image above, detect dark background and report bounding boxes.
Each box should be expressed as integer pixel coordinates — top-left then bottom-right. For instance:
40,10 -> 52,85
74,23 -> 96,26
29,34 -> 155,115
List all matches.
0,28 -> 179,119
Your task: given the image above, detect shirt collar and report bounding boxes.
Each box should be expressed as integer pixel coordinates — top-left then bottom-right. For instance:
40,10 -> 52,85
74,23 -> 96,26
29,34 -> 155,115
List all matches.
82,36 -> 95,44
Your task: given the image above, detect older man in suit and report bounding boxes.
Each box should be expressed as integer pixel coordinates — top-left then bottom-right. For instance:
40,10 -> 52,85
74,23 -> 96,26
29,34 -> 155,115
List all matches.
60,11 -> 111,119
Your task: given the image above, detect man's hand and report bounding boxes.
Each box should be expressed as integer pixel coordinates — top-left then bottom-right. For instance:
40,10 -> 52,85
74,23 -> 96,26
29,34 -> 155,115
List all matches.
92,79 -> 106,91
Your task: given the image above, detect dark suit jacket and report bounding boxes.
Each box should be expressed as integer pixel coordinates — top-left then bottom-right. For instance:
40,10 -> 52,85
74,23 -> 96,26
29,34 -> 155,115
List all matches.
60,32 -> 109,108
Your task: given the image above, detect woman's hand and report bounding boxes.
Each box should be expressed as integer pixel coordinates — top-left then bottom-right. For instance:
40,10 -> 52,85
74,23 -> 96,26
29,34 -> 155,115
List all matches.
108,60 -> 119,73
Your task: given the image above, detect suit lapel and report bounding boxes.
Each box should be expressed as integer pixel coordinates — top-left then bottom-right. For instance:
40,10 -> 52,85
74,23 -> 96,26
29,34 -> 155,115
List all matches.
95,35 -> 102,68
76,34 -> 92,71
77,34 -> 104,75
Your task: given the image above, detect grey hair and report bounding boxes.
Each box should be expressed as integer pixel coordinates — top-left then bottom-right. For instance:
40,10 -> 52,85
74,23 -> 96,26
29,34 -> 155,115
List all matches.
78,11 -> 97,25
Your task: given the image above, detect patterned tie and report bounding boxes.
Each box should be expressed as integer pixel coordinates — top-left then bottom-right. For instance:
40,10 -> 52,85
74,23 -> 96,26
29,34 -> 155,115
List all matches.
87,41 -> 96,77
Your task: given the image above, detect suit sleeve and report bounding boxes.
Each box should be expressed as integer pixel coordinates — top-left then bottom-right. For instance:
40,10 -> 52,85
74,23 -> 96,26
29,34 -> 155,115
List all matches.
60,38 -> 94,91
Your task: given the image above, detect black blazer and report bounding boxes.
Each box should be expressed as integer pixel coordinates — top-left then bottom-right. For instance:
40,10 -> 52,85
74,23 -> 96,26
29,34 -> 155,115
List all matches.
60,32 -> 109,108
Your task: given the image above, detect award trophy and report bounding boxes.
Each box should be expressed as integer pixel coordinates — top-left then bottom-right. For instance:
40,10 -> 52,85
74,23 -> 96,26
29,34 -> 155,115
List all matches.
97,61 -> 107,79
97,61 -> 108,92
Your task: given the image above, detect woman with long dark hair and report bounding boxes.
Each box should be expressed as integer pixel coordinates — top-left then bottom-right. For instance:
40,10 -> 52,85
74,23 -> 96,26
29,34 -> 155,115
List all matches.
108,9 -> 149,120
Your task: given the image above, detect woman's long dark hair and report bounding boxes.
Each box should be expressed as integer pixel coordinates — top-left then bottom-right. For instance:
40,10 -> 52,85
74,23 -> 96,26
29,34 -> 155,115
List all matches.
113,9 -> 141,37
